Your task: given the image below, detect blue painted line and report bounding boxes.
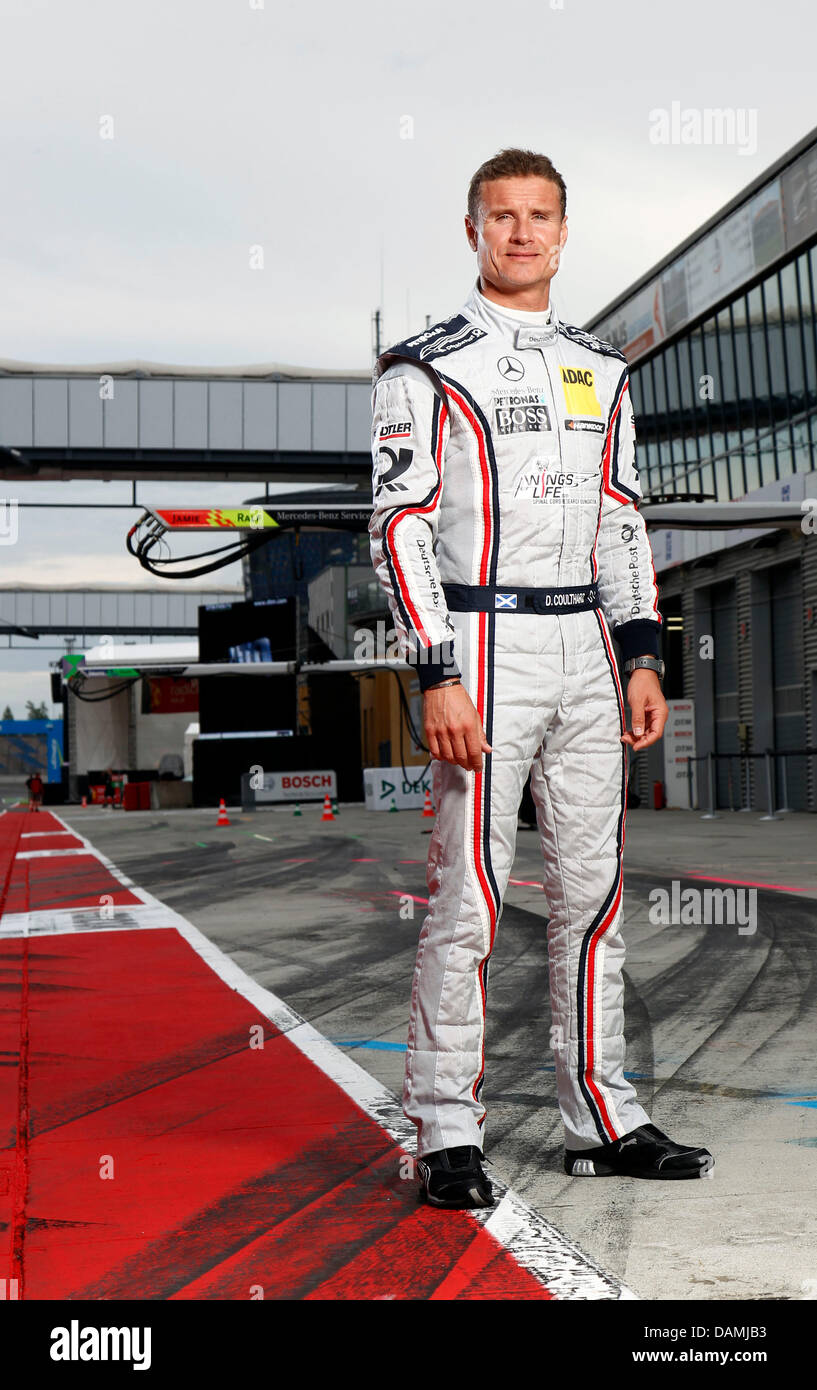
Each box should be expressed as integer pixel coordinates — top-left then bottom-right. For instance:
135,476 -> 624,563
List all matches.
330,1039 -> 407,1052
759,1089 -> 817,1099
786,1100 -> 817,1109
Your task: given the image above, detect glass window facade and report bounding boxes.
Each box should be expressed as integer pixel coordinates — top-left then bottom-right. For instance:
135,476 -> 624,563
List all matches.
629,238 -> 817,500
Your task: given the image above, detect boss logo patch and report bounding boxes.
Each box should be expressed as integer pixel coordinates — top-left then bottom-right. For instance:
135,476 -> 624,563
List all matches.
495,402 -> 552,435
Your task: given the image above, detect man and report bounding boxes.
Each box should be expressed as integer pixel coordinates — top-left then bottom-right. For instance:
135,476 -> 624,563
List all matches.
369,148 -> 713,1209
102,768 -> 116,809
26,770 -> 44,813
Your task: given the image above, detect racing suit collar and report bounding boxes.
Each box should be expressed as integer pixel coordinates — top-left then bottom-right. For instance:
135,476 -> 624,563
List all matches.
460,280 -> 560,349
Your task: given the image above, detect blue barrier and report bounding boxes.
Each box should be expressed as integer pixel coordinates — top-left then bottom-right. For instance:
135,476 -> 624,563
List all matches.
0,719 -> 64,782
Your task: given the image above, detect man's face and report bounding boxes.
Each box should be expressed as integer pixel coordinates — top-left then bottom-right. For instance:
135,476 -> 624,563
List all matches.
465,175 -> 567,300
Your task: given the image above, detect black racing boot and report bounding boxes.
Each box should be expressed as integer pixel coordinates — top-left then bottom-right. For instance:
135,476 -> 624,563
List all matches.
417,1145 -> 495,1209
564,1123 -> 714,1180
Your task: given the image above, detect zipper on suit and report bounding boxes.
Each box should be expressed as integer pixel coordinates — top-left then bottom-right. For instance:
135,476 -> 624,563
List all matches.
539,342 -> 569,696
540,346 -> 566,583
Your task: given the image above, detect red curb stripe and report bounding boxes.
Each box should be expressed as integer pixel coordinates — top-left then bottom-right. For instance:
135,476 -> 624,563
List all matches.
0,929 -> 551,1300
5,855 -> 141,913
304,1205 -> 552,1301
10,937 -> 29,1299
0,812 -> 563,1300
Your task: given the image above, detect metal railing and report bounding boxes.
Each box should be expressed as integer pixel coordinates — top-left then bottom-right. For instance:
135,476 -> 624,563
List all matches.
682,748 -> 817,819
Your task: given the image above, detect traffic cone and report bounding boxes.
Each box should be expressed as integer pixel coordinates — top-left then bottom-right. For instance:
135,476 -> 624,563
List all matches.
216,798 -> 230,827
81,795 -> 87,808
421,788 -> 435,818
332,800 -> 340,817
321,794 -> 335,821
293,802 -> 302,817
388,797 -> 398,813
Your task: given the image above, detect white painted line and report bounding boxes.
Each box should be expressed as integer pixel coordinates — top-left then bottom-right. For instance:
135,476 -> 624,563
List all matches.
17,848 -> 93,860
20,831 -> 77,839
48,811 -> 151,901
6,808 -> 637,1301
164,914 -> 635,1300
0,811 -> 157,939
0,902 -> 193,939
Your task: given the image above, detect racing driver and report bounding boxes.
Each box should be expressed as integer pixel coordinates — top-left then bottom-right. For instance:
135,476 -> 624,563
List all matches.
369,147 -> 714,1208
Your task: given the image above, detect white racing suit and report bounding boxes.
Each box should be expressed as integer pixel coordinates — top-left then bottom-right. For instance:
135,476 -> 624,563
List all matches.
369,283 -> 662,1156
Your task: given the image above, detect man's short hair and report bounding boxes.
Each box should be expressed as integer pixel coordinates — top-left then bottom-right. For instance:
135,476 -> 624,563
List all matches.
467,148 -> 567,224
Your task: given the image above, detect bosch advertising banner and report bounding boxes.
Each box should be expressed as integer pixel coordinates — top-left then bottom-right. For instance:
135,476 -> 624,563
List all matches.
252,769 -> 337,802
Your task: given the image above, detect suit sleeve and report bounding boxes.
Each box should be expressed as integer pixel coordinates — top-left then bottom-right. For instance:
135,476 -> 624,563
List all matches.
368,362 -> 462,691
595,369 -> 663,660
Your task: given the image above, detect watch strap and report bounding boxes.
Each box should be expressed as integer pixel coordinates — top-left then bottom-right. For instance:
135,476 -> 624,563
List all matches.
624,655 -> 664,678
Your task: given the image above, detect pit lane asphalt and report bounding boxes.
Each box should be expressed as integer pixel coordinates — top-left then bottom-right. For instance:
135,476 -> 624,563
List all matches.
58,800 -> 817,1302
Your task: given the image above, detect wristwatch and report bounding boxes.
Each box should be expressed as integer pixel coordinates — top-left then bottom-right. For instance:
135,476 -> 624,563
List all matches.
425,678 -> 462,691
624,655 -> 665,681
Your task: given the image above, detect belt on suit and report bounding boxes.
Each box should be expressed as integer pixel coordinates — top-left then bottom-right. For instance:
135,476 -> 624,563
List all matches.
442,582 -> 600,615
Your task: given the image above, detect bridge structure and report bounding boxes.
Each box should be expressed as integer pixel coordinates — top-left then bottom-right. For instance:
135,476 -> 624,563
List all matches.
0,585 -> 242,649
0,359 -> 373,485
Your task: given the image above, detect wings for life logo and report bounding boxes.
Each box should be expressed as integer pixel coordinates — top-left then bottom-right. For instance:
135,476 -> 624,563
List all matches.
560,365 -> 602,417
514,465 -> 599,504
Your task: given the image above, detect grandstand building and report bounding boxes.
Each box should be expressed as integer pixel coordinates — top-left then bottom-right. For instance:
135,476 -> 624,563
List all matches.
588,126 -> 817,810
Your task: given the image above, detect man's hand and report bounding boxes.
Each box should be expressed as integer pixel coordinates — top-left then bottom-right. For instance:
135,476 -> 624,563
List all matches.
424,683 -> 492,771
621,669 -> 668,751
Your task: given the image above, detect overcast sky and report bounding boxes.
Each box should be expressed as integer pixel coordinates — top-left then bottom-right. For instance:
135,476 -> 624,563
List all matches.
1,0 -> 815,714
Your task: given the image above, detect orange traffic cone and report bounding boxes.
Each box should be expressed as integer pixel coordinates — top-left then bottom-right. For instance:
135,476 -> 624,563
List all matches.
216,798 -> 231,827
421,788 -> 435,818
81,794 -> 87,808
321,794 -> 335,822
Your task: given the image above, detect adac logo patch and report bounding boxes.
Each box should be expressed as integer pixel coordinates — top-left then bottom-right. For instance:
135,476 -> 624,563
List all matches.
560,365 -> 602,417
